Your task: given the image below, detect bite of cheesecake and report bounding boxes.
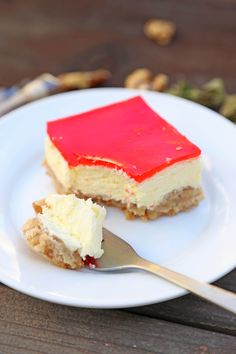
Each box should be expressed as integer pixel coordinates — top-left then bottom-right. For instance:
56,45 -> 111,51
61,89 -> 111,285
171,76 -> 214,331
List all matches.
22,194 -> 106,269
45,96 -> 204,220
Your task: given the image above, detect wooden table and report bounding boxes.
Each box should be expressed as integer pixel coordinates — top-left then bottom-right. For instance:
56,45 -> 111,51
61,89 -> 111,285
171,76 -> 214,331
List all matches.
0,1 -> 235,353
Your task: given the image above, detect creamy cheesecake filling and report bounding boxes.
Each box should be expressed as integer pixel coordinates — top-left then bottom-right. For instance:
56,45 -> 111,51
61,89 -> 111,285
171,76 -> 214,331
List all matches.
38,194 -> 106,259
45,137 -> 202,209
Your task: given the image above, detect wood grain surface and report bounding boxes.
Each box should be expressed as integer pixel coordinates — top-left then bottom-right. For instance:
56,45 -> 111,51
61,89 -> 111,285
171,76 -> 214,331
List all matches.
0,1 -> 236,353
0,0 -> 236,91
0,284 -> 236,354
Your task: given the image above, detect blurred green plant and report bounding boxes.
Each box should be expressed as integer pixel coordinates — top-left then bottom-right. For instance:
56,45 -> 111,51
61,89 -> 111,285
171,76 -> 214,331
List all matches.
220,94 -> 236,122
167,78 -> 236,123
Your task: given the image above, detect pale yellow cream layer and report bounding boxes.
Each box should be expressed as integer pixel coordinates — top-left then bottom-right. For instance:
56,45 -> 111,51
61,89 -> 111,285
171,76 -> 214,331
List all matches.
45,136 -> 202,209
38,194 -> 106,259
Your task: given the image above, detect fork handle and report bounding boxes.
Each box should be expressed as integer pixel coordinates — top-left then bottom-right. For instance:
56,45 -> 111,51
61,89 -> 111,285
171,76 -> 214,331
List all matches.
136,259 -> 236,314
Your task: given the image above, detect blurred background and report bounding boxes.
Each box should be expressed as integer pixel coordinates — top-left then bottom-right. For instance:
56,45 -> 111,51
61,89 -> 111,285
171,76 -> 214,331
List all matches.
0,0 -> 236,121
0,0 -> 235,88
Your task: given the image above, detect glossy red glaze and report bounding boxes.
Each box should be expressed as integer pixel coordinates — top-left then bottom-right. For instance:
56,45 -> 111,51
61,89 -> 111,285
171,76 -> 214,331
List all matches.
47,96 -> 201,182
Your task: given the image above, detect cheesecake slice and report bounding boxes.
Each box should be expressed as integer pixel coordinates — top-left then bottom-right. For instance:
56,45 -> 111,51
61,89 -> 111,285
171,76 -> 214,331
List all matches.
22,194 -> 106,269
45,96 -> 203,220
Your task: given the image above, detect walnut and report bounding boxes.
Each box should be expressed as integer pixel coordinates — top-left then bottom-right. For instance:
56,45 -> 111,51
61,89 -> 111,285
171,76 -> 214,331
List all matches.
58,69 -> 111,89
152,74 -> 169,91
144,19 -> 176,45
124,69 -> 169,92
124,68 -> 152,89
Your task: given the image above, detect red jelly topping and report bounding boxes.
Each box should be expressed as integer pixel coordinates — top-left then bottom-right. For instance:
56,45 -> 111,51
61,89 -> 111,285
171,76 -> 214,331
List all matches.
47,96 -> 201,182
84,255 -> 97,268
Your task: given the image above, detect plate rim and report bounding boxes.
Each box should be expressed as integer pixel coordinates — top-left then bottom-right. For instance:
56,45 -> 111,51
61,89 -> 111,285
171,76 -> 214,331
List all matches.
0,87 -> 236,308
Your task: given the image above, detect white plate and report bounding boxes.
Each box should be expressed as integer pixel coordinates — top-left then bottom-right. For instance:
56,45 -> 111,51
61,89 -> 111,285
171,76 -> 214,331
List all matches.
0,88 -> 235,308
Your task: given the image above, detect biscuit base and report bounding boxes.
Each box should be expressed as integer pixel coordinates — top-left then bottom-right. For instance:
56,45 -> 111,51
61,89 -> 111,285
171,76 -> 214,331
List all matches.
22,218 -> 84,269
45,163 -> 204,220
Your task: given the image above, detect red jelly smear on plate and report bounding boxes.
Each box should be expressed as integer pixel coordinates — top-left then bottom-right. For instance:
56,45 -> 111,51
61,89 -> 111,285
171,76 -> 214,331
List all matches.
84,255 -> 97,268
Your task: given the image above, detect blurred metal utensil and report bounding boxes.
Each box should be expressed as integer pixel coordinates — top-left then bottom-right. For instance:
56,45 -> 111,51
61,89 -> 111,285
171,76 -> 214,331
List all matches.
0,69 -> 110,117
94,228 -> 236,314
0,73 -> 59,117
